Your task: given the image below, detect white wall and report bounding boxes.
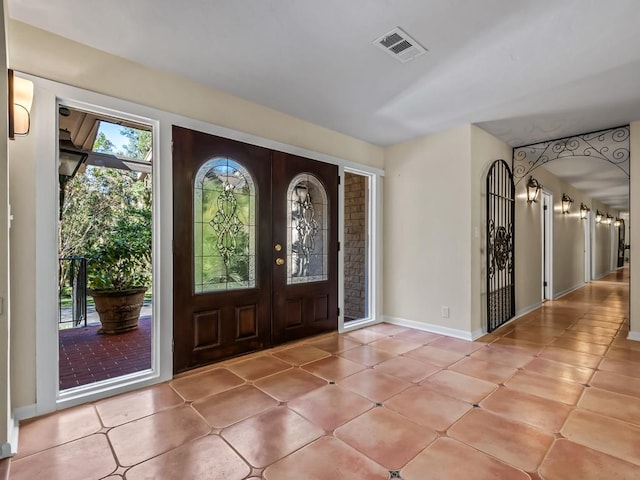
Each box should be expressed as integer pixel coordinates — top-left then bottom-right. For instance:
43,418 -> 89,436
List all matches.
383,125 -> 473,337
7,22 -> 384,410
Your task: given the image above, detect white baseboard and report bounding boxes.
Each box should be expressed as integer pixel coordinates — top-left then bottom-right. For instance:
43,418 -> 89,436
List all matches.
13,404 -> 37,422
516,301 -> 542,318
469,328 -> 486,341
0,442 -> 11,459
554,282 -> 586,300
0,414 -> 19,459
383,315 -> 476,341
628,331 -> 640,342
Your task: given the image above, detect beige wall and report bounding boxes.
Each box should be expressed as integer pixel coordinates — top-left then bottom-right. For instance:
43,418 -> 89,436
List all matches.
7,22 -> 384,409
0,0 -> 12,455
515,165 -> 615,312
8,127 -> 35,409
383,125 -> 472,334
8,21 -> 383,169
630,122 -> 640,336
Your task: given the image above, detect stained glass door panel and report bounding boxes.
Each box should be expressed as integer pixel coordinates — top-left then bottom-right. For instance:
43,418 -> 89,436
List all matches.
272,151 -> 338,345
173,126 -> 272,373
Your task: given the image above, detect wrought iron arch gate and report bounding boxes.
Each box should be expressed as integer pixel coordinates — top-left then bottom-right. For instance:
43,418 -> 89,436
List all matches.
486,159 -> 515,332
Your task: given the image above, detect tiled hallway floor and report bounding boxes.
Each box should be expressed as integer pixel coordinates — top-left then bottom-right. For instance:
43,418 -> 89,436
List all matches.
12,278 -> 640,479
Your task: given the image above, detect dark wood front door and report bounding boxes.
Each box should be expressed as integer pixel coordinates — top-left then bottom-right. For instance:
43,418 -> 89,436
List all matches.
272,152 -> 338,344
172,126 -> 338,374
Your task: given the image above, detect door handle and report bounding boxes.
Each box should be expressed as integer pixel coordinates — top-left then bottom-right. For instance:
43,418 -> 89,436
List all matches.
275,257 -> 285,266
274,244 -> 282,252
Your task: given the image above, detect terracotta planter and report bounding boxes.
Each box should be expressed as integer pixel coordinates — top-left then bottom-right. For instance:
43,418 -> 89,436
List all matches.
90,287 -> 147,335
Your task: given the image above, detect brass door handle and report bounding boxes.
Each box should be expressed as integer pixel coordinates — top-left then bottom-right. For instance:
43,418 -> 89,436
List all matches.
275,257 -> 285,266
274,244 -> 282,252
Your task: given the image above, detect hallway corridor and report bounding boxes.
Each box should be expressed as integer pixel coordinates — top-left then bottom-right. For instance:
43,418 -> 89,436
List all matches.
10,278 -> 639,479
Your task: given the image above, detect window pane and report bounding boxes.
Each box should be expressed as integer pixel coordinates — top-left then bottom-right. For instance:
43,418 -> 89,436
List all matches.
194,158 -> 256,292
287,173 -> 328,284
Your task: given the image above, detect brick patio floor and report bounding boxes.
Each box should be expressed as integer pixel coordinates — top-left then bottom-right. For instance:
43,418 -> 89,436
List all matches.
58,316 -> 152,390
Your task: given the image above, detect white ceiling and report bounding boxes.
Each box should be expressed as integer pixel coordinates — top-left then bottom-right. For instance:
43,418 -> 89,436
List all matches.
8,0 -> 640,210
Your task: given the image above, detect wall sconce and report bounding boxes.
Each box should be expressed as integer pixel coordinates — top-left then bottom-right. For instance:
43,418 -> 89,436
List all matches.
606,213 -> 613,225
526,176 -> 542,203
614,217 -> 622,227
579,203 -> 590,220
561,193 -> 573,214
8,69 -> 34,139
595,210 -> 603,223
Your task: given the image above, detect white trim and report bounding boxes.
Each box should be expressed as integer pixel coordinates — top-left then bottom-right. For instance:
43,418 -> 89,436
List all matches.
9,417 -> 18,456
627,331 -> 640,342
593,271 -> 613,280
0,442 -> 11,459
1,415 -> 18,458
22,72 -> 384,415
383,315 -> 476,341
12,404 -> 37,422
584,212 -> 592,283
340,317 -> 381,333
338,168 -> 380,332
338,167 -> 344,330
553,282 -> 587,300
481,301 -> 544,336
516,301 -> 543,318
542,191 -> 553,301
373,172 -> 383,327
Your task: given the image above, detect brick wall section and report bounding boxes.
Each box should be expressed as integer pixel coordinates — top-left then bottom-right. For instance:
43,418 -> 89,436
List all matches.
344,173 -> 367,319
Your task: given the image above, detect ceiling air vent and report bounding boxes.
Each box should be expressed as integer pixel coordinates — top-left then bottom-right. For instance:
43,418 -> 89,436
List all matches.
373,27 -> 427,63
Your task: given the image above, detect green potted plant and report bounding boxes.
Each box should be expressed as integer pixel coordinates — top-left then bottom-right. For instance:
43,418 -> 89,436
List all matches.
87,207 -> 151,334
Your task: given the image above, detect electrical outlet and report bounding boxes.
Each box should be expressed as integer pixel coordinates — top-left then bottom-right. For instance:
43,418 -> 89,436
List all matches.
441,306 -> 450,318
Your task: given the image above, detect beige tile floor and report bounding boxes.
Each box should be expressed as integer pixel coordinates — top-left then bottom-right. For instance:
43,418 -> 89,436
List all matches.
10,276 -> 640,479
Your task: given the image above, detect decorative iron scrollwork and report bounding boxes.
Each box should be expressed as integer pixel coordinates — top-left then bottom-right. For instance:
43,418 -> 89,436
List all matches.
291,183 -> 319,277
486,159 -> 515,332
492,225 -> 512,272
512,126 -> 630,184
209,182 -> 242,267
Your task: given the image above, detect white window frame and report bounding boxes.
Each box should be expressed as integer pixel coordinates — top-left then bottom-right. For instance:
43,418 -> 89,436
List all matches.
339,167 -> 382,332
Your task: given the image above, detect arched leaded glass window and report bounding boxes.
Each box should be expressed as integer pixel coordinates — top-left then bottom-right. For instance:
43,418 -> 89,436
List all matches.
287,173 -> 328,284
194,158 -> 256,293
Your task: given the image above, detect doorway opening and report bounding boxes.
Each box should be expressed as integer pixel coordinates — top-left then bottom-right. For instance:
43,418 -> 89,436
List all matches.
584,210 -> 592,284
343,171 -> 371,324
542,192 -> 553,301
57,105 -> 153,391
